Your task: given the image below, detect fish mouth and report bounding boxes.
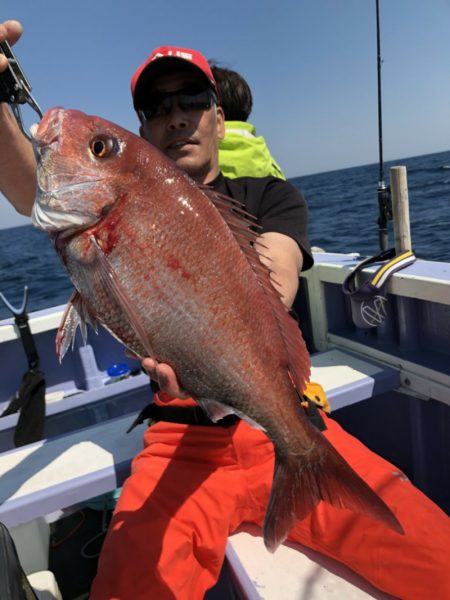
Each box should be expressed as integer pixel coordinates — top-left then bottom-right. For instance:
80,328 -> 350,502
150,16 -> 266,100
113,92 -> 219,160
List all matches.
31,197 -> 102,233
36,178 -> 104,197
30,108 -> 64,156
32,178 -> 109,233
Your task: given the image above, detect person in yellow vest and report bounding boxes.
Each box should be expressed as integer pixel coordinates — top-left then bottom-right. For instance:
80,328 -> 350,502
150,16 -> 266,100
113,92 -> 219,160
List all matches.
211,63 -> 286,180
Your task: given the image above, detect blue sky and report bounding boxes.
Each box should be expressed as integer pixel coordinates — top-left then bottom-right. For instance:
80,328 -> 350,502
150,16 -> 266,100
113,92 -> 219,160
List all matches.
1,0 -> 450,228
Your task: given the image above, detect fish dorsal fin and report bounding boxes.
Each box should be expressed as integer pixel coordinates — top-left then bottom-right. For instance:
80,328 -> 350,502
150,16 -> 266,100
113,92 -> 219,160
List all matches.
202,187 -> 311,394
199,185 -> 261,241
56,290 -> 99,361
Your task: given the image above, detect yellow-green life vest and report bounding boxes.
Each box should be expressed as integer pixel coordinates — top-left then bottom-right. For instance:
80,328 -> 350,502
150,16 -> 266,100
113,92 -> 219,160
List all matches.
219,121 -> 286,180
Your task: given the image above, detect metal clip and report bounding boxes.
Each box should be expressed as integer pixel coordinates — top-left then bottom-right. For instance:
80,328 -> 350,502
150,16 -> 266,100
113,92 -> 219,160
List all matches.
0,286 -> 40,370
0,40 -> 43,140
0,285 -> 29,317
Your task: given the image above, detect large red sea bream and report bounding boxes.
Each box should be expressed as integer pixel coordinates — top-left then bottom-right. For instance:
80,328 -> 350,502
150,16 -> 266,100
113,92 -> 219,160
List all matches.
30,108 -> 403,550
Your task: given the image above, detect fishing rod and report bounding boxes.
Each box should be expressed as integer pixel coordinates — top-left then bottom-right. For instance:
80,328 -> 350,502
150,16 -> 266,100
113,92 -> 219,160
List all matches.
375,0 -> 392,252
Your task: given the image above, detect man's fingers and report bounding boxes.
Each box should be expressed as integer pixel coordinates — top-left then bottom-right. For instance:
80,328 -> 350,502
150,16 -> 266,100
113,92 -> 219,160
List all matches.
141,357 -> 158,380
140,359 -> 190,399
0,20 -> 24,73
0,20 -> 23,45
156,364 -> 187,398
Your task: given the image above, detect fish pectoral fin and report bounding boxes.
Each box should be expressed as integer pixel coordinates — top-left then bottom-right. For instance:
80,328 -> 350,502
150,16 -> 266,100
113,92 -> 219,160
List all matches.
56,290 -> 98,361
88,234 -> 155,359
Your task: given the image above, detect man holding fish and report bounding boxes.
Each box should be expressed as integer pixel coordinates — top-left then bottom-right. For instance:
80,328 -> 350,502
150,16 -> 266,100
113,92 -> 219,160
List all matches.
0,19 -> 448,600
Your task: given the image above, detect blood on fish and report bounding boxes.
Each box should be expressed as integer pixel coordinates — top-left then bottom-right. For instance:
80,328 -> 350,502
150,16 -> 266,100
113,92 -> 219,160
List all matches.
31,107 -> 404,553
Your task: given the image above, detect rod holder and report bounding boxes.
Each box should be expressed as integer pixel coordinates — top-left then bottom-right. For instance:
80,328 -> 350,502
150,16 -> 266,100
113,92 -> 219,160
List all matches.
390,166 -> 412,253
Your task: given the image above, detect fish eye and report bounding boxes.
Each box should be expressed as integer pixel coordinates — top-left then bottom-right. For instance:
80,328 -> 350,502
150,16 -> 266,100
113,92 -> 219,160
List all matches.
89,136 -> 115,158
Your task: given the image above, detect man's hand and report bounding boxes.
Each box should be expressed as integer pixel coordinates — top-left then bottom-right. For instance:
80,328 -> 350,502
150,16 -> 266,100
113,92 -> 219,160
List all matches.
142,358 -> 190,399
0,20 -> 23,71
0,19 -> 37,216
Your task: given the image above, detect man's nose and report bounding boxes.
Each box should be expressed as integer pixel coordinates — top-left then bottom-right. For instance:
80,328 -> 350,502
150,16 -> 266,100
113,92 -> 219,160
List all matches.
167,104 -> 189,130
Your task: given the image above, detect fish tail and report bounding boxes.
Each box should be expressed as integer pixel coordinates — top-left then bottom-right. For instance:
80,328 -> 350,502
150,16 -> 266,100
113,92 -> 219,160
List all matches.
263,441 -> 404,553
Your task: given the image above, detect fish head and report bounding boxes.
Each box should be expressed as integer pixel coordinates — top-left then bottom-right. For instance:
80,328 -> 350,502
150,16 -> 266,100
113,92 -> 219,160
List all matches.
31,108 -> 147,235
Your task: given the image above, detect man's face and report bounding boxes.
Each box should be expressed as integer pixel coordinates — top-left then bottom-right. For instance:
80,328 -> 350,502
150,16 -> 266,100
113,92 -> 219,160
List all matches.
139,69 -> 225,184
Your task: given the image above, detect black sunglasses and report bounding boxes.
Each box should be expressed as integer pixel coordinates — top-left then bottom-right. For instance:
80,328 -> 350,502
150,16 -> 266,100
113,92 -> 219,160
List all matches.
138,85 -> 217,121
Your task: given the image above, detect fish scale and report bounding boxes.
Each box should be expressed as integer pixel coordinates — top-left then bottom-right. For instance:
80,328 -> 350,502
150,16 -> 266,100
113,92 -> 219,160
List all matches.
31,107 -> 404,552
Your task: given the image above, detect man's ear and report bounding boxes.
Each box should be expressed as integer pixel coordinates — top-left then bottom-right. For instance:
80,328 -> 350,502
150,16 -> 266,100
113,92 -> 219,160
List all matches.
216,106 -> 225,140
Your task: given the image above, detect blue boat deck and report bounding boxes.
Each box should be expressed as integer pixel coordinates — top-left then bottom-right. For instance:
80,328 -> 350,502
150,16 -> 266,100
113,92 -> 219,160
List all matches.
0,250 -> 448,598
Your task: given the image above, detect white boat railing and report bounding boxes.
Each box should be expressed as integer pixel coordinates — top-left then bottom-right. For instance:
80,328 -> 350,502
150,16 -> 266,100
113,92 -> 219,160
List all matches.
302,253 -> 450,407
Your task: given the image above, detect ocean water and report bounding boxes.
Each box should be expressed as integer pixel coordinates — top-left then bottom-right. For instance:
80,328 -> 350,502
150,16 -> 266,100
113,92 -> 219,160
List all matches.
292,149 -> 450,262
0,150 -> 449,320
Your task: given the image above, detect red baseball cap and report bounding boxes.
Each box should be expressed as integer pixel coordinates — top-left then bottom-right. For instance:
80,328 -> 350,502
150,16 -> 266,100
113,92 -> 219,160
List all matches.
131,46 -> 217,109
